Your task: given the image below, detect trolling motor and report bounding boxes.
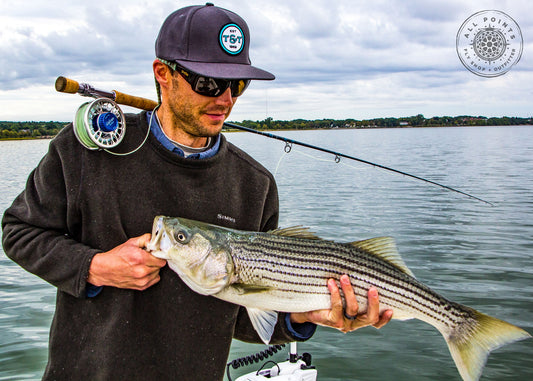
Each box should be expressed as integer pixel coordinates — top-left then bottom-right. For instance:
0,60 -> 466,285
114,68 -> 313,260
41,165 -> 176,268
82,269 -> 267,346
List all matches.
55,76 -> 157,151
227,342 -> 317,381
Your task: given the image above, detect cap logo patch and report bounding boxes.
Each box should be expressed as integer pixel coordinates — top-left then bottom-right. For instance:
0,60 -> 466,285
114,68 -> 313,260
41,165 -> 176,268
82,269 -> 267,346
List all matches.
219,24 -> 244,55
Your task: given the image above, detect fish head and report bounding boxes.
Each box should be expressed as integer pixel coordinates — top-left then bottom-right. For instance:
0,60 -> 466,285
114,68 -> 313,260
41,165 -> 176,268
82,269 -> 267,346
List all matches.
147,216 -> 234,296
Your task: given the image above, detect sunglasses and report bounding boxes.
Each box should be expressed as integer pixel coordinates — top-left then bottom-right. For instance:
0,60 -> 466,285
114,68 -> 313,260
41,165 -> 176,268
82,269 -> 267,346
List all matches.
174,65 -> 250,98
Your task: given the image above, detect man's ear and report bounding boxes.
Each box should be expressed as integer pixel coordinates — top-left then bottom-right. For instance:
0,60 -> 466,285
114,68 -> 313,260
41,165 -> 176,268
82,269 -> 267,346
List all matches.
153,60 -> 172,89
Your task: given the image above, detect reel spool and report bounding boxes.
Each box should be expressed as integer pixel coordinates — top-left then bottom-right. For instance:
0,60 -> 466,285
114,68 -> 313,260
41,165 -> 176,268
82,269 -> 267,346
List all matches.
73,98 -> 126,150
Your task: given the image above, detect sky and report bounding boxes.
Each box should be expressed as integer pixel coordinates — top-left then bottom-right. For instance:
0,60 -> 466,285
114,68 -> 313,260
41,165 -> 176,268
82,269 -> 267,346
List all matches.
0,0 -> 531,122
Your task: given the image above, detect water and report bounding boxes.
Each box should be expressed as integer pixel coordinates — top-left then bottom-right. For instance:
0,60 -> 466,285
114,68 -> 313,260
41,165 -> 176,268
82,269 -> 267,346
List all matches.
1,127 -> 532,380
0,140 -> 56,380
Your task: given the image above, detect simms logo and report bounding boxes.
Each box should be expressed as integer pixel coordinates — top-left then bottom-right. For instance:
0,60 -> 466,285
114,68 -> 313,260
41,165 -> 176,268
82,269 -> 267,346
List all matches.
217,214 -> 236,224
456,10 -> 523,77
219,24 -> 244,55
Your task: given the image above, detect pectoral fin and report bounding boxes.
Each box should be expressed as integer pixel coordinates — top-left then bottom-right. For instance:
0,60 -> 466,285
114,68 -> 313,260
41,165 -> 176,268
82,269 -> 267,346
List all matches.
233,283 -> 273,294
246,308 -> 278,344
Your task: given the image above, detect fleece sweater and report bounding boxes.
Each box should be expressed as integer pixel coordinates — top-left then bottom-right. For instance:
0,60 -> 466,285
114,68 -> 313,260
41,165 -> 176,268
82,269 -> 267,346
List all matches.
2,112 -> 305,380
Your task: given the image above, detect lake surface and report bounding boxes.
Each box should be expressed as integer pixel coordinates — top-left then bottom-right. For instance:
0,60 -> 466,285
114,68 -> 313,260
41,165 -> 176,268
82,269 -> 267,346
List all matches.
1,126 -> 532,380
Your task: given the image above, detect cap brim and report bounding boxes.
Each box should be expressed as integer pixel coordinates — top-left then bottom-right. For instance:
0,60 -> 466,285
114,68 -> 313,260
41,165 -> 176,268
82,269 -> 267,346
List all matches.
175,60 -> 275,80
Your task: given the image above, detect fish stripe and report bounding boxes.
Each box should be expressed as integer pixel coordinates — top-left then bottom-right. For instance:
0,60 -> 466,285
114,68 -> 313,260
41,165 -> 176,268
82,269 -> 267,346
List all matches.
238,265 -> 455,326
231,236 -> 464,326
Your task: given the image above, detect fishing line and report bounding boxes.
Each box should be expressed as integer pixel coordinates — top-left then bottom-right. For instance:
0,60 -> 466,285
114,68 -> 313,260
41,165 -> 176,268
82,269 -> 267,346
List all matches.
274,147 -> 336,177
274,144 -> 372,181
106,106 -> 155,156
273,141 -> 294,176
273,150 -> 286,178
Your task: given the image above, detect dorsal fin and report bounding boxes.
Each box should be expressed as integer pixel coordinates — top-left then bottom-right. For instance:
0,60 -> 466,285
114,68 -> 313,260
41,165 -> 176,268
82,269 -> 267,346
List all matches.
349,237 -> 415,278
268,226 -> 322,240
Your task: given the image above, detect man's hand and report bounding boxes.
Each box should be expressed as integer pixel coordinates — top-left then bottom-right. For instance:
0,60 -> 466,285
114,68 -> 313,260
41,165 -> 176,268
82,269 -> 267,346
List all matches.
290,275 -> 393,333
88,234 -> 167,291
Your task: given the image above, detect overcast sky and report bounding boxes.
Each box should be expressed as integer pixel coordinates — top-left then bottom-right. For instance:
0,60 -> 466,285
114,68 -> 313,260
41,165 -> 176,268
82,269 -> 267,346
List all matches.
1,0 -> 531,122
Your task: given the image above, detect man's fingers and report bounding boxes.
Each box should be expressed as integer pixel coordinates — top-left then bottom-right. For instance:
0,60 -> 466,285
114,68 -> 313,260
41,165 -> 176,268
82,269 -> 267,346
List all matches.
143,251 -> 167,268
298,278 -> 393,332
374,309 -> 393,329
327,278 -> 344,324
131,234 -> 166,268
365,287 -> 381,324
340,275 -> 358,318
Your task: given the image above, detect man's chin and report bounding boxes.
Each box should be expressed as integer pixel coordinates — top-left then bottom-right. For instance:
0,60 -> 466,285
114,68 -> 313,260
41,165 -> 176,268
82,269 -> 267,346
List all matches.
200,115 -> 226,134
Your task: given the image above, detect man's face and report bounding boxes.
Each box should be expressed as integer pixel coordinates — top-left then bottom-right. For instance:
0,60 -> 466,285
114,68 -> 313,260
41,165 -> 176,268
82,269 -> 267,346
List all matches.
165,71 -> 237,139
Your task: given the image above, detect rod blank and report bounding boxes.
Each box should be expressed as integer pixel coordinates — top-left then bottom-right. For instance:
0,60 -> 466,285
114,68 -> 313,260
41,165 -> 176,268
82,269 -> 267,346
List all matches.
223,122 -> 493,206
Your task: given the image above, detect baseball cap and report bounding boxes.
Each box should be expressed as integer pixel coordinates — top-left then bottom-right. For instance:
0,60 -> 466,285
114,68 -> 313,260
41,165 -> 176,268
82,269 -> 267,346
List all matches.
155,3 -> 275,80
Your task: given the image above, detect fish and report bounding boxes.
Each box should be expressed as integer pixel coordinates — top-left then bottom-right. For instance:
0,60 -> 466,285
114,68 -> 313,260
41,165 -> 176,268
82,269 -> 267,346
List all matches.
146,216 -> 531,381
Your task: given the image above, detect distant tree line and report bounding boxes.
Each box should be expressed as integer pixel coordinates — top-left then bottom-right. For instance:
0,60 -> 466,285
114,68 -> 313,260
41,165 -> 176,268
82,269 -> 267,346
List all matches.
0,121 -> 66,139
1,115 -> 532,139
236,115 -> 532,130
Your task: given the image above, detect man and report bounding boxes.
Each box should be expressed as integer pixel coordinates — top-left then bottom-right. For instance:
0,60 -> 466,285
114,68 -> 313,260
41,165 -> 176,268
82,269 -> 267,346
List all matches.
2,3 -> 392,380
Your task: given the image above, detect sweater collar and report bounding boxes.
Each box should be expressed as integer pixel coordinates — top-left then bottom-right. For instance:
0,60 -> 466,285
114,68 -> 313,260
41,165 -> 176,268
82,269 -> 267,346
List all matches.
146,111 -> 221,160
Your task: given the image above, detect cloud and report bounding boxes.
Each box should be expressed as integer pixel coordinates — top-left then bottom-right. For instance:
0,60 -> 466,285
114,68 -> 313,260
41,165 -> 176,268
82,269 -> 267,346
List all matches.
0,0 -> 531,121
1,4 -> 158,89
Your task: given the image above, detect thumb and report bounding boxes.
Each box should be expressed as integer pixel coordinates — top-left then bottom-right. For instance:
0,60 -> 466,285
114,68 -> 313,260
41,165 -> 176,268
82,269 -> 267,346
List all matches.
132,233 -> 152,249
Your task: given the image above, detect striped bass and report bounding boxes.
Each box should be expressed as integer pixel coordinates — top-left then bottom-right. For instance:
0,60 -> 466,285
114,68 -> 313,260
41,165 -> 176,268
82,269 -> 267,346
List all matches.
146,216 -> 531,381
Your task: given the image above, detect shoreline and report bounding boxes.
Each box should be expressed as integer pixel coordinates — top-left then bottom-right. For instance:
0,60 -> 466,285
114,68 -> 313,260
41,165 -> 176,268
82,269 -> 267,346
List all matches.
221,123 -> 533,133
1,124 -> 531,141
0,136 -> 55,141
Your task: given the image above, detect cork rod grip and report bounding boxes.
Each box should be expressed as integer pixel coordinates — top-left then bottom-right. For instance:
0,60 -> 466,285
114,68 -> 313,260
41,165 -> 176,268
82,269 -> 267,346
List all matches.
114,91 -> 158,111
55,76 -> 80,94
55,76 -> 158,111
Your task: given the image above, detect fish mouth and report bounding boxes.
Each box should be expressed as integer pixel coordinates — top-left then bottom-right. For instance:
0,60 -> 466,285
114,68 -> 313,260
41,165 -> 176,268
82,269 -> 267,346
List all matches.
146,216 -> 169,255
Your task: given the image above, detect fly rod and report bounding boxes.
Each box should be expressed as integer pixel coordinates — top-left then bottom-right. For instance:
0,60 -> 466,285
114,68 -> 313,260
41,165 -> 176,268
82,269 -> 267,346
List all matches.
55,76 -> 492,205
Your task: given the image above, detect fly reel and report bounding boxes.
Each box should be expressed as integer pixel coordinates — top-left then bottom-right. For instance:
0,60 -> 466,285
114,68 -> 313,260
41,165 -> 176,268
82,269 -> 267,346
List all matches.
73,98 -> 126,150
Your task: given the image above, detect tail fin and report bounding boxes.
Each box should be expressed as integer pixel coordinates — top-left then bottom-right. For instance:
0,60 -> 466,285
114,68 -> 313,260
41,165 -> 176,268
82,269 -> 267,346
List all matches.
444,308 -> 531,381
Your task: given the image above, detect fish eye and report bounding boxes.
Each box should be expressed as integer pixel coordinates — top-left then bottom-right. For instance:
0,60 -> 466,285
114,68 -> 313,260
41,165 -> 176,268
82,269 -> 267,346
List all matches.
175,230 -> 189,243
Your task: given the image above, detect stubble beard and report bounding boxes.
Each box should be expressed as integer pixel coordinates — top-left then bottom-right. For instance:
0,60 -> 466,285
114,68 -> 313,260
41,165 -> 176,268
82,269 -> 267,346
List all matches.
169,78 -> 228,139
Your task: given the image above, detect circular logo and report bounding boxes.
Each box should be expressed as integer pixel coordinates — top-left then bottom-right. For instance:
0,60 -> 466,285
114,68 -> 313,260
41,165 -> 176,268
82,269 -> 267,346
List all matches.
456,10 -> 523,77
219,24 -> 244,55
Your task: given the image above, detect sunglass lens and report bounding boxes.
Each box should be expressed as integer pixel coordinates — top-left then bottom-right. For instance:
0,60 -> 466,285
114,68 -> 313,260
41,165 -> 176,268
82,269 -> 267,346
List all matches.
188,70 -> 250,98
230,79 -> 250,97
195,77 -> 224,97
